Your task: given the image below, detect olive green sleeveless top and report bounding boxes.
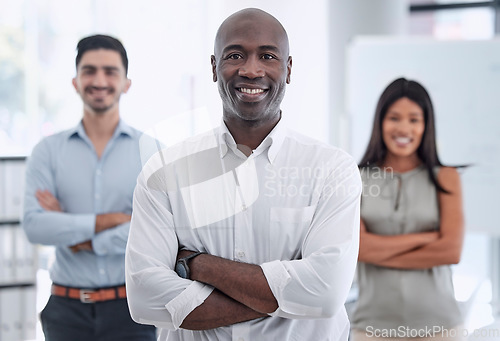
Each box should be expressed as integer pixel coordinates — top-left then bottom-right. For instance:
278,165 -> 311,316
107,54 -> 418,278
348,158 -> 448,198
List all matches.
352,165 -> 462,331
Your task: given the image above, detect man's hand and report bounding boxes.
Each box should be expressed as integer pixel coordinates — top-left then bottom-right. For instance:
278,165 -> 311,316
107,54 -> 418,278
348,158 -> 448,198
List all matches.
36,189 -> 62,212
177,249 -> 278,315
35,189 -> 128,253
174,249 -> 271,330
69,240 -> 93,253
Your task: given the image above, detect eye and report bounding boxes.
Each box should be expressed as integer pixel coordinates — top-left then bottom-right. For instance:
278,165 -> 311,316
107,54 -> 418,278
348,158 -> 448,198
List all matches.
226,53 -> 242,60
410,118 -> 423,123
262,54 -> 276,60
106,70 -> 118,76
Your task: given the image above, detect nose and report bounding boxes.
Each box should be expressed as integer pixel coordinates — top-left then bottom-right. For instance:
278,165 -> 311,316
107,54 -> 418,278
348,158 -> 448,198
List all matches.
395,120 -> 412,134
238,56 -> 264,79
91,70 -> 107,87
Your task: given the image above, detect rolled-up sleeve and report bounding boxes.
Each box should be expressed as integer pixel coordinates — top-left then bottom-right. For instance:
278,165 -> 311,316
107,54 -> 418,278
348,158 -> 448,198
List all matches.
92,221 -> 130,256
125,160 -> 214,329
261,156 -> 361,319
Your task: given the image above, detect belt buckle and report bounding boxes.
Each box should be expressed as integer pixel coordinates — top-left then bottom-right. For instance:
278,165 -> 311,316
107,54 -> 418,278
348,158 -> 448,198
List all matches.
80,289 -> 96,303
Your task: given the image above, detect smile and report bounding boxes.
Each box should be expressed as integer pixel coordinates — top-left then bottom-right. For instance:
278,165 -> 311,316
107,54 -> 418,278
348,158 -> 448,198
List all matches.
395,137 -> 411,144
87,87 -> 111,95
393,136 -> 414,147
239,88 -> 265,94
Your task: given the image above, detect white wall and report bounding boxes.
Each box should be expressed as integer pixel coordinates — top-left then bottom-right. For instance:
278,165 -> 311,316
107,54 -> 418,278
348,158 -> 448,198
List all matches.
328,0 -> 408,149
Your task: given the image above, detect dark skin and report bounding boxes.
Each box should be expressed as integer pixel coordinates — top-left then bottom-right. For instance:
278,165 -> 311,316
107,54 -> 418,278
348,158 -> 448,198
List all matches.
177,8 -> 293,330
176,250 -> 268,330
211,8 -> 292,153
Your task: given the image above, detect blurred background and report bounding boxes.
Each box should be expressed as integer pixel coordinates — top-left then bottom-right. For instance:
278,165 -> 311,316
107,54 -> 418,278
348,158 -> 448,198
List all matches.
0,0 -> 499,340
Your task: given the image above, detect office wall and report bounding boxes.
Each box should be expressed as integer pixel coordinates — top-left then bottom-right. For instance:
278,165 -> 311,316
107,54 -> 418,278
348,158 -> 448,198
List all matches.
0,0 -> 333,157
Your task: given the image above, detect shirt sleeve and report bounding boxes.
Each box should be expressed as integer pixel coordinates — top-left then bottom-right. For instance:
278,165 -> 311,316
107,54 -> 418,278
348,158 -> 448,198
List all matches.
260,154 -> 361,319
125,159 -> 214,329
23,138 -> 96,246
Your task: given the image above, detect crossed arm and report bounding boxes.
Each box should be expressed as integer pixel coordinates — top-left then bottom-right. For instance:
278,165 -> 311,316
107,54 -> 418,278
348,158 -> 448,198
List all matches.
358,167 -> 464,269
126,155 -> 362,331
174,251 -> 275,330
32,189 -> 130,252
23,140 -> 132,253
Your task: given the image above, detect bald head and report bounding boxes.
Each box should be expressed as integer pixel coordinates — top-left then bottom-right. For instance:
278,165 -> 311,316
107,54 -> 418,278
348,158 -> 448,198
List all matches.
214,8 -> 289,58
210,8 -> 292,129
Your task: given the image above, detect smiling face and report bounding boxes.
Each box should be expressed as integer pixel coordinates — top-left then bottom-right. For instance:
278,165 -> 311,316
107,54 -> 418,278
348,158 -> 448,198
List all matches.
382,97 -> 425,160
72,49 -> 131,116
211,10 -> 292,127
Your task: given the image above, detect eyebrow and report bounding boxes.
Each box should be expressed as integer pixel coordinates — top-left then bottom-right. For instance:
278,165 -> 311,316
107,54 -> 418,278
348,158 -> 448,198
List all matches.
80,65 -> 120,72
258,45 -> 280,53
387,110 -> 423,117
221,44 -> 281,55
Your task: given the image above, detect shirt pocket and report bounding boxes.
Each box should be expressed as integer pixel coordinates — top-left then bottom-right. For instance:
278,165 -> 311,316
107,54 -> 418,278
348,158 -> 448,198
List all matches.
269,205 -> 316,261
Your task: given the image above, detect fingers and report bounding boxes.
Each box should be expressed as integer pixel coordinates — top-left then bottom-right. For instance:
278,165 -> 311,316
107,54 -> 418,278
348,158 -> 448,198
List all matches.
36,189 -> 62,212
79,241 -> 93,251
116,213 -> 132,224
69,241 -> 93,253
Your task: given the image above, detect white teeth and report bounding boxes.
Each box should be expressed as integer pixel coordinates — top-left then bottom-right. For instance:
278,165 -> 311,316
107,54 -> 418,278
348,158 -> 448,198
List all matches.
395,137 -> 411,144
240,88 -> 264,94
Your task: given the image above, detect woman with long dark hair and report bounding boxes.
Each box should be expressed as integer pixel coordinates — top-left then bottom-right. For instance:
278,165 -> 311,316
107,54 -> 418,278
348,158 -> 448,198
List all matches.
351,78 -> 465,340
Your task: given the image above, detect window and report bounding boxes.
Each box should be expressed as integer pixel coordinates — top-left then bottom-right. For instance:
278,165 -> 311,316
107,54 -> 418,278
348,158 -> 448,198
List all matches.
410,0 -> 496,38
0,1 -> 216,156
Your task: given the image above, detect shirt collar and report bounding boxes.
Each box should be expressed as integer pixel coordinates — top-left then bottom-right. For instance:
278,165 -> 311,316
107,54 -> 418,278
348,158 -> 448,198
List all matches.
218,120 -> 235,159
68,119 -> 133,140
217,116 -> 287,164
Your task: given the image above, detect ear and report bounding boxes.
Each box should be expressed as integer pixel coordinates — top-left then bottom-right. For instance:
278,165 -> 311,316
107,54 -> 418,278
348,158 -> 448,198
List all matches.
286,56 -> 292,84
123,78 -> 132,94
72,77 -> 78,92
211,55 -> 217,82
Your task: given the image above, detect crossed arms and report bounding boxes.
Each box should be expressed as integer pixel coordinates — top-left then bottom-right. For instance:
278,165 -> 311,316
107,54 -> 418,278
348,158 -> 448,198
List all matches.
125,156 -> 362,330
173,250 -> 274,329
358,167 -> 464,269
29,189 -> 130,252
23,140 -> 131,255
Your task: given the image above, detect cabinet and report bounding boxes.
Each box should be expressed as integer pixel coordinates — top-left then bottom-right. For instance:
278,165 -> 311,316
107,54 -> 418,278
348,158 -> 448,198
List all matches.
0,157 -> 37,341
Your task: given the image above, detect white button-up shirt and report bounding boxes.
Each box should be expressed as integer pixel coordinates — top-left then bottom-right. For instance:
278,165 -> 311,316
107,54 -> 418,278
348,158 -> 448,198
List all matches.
126,120 -> 361,341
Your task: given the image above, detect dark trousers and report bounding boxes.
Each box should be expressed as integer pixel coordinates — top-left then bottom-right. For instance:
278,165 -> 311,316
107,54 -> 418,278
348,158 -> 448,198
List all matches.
40,295 -> 156,341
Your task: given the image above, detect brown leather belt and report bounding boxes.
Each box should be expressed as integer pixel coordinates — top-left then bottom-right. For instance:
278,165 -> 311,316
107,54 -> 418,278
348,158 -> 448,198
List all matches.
51,284 -> 127,303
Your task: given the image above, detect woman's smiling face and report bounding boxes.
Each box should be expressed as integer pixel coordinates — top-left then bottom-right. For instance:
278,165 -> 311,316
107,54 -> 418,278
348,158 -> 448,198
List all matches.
382,97 -> 425,159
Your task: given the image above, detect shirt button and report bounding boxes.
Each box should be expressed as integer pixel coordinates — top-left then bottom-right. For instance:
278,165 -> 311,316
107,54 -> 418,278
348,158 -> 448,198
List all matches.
99,269 -> 105,275
96,169 -> 102,175
238,338 -> 245,341
237,251 -> 245,259
95,193 -> 100,199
